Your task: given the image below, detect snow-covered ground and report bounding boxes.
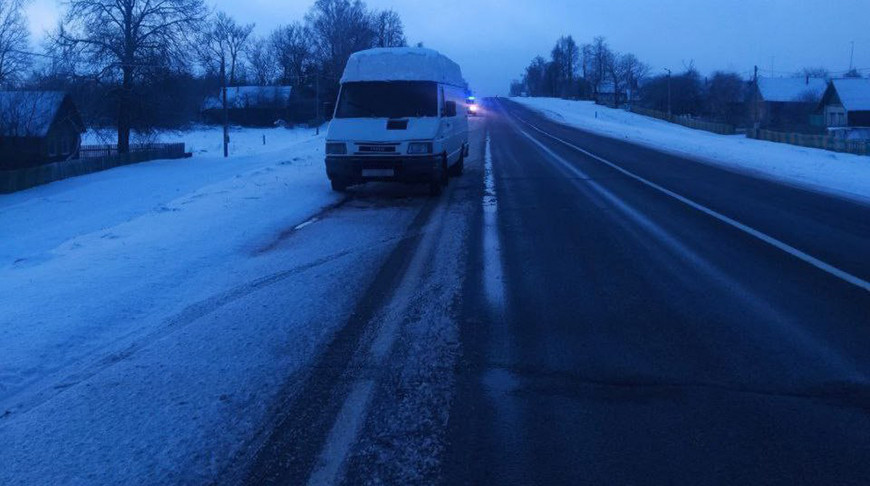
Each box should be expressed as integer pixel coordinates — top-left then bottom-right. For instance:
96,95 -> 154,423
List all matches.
511,97 -> 870,203
0,125 -> 375,483
82,124 -> 315,159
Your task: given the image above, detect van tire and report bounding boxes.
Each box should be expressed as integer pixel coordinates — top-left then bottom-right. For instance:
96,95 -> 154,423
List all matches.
441,154 -> 450,186
429,179 -> 442,196
450,152 -> 465,177
330,179 -> 348,192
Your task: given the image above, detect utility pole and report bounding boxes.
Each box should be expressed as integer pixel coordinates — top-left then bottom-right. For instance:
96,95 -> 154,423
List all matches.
753,65 -> 759,130
850,41 -> 855,72
221,58 -> 229,158
664,68 -> 672,117
315,74 -> 321,135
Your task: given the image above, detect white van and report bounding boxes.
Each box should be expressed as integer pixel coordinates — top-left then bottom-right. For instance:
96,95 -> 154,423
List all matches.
325,48 -> 470,196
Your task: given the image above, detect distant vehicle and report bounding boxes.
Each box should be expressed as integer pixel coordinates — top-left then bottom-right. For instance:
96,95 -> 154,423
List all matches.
467,96 -> 480,116
325,47 -> 470,196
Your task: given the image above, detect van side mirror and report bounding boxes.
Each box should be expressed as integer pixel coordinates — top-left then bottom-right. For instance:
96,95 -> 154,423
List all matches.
444,101 -> 457,117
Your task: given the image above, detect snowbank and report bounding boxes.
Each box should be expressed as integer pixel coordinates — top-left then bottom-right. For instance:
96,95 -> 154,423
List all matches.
511,97 -> 870,203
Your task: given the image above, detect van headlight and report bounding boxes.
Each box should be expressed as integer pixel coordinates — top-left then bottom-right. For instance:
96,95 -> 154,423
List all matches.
407,142 -> 433,155
326,142 -> 347,155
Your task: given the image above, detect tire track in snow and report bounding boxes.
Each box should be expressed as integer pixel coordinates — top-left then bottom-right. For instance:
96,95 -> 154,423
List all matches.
241,194 -> 443,485
0,247 -> 358,421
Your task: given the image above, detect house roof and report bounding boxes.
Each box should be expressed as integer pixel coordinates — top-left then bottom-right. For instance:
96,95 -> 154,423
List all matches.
0,91 -> 70,137
341,47 -> 465,87
203,86 -> 292,110
830,78 -> 870,111
757,78 -> 827,103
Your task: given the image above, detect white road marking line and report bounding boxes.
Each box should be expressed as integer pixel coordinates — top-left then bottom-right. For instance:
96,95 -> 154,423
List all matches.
482,132 -> 506,312
306,380 -> 375,486
514,115 -> 870,294
509,121 -> 864,377
294,217 -> 320,231
306,193 -> 453,485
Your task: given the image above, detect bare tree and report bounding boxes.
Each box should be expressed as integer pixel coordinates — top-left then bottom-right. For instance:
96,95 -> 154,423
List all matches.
589,36 -> 613,99
549,36 -> 578,97
619,53 -> 649,101
372,9 -> 406,48
198,12 -> 255,86
306,0 -> 375,81
523,56 -> 548,97
246,37 -> 277,86
509,79 -> 524,97
53,0 -> 206,153
270,22 -> 311,88
706,71 -> 744,123
0,91 -> 53,137
798,67 -> 830,80
580,43 -> 592,80
604,49 -> 624,107
0,0 -> 30,87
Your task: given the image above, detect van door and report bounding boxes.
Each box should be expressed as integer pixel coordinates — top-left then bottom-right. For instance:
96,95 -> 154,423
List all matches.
438,86 -> 450,161
440,85 -> 461,163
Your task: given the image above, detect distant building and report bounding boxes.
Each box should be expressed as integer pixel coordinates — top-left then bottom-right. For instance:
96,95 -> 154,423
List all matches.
750,77 -> 827,131
595,82 -> 639,107
202,86 -> 293,126
819,78 -> 870,129
0,91 -> 85,170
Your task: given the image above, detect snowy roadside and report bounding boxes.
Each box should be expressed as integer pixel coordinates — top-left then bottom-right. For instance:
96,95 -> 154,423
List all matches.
511,97 -> 870,204
0,125 -> 357,483
0,125 -> 337,406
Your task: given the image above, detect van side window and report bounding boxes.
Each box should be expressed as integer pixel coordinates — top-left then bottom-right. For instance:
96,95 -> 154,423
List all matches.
441,86 -> 465,118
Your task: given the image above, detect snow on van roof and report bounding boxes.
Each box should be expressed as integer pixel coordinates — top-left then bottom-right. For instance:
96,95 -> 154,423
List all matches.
341,47 -> 465,87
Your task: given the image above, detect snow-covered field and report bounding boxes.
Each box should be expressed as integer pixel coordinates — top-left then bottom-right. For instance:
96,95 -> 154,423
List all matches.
511,97 -> 870,203
0,125 -> 360,483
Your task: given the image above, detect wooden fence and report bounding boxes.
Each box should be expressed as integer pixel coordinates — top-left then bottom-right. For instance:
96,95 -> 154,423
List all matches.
1,143 -> 188,193
78,142 -> 186,159
747,129 -> 869,156
629,106 -> 736,135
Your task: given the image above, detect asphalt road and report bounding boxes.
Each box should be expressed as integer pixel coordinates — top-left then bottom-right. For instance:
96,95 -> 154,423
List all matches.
445,99 -> 870,485
241,99 -> 870,485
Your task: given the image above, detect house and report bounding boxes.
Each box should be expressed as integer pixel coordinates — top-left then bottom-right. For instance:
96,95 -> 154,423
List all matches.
750,77 -> 827,131
0,91 -> 85,170
202,86 -> 292,126
595,81 -> 638,107
819,78 -> 870,129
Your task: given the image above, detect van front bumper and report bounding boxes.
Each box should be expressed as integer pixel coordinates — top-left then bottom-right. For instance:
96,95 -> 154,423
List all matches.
325,155 -> 440,184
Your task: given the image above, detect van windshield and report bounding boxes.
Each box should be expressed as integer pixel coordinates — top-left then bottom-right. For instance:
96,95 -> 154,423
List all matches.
335,81 -> 438,118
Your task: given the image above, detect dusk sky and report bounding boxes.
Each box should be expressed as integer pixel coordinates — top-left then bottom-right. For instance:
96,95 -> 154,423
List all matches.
26,0 -> 870,95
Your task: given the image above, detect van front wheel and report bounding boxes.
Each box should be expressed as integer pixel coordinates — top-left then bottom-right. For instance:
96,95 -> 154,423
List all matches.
449,151 -> 465,177
430,156 -> 447,196
441,154 -> 450,186
330,179 -> 348,192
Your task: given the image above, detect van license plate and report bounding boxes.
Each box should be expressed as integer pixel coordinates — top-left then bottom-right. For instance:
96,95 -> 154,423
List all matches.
362,169 -> 395,177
